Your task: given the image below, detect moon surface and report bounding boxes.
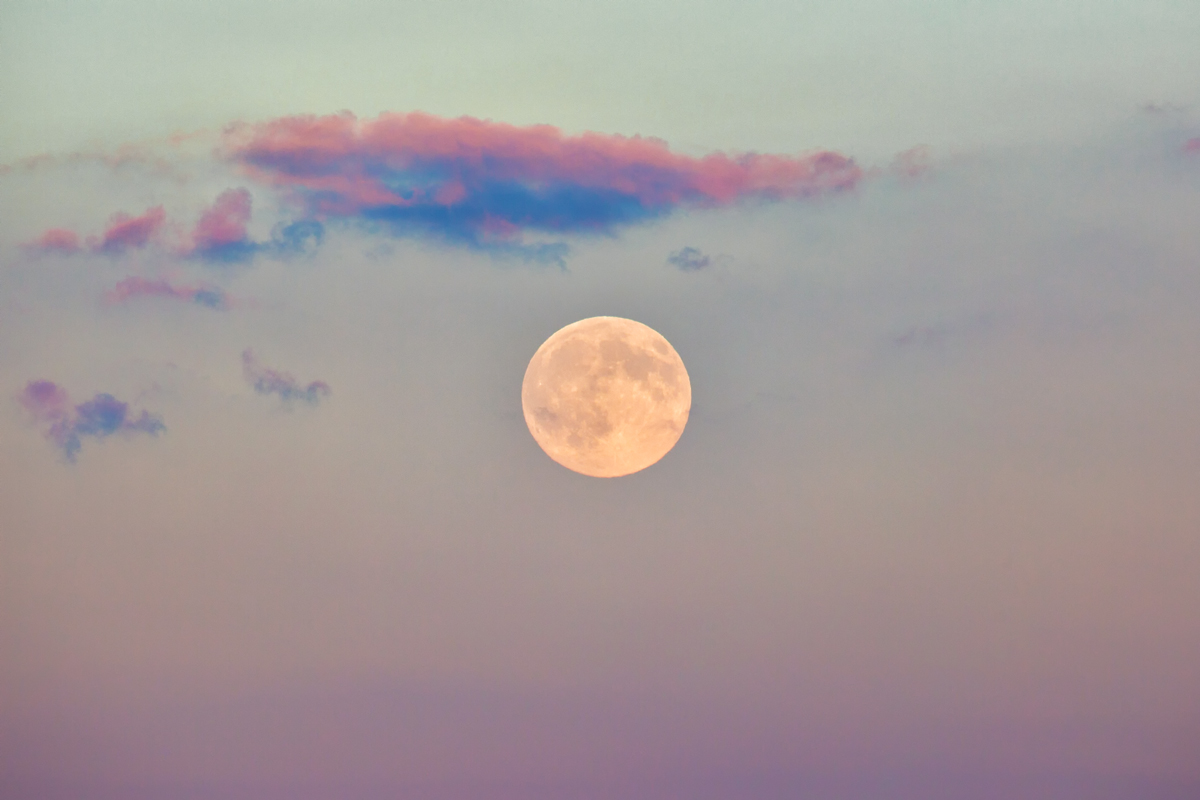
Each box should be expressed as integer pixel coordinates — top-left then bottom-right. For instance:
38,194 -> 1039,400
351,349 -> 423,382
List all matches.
522,317 -> 691,477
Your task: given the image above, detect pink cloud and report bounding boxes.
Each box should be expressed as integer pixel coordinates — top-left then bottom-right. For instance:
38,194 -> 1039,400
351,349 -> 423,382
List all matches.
24,189 -> 290,266
97,206 -> 165,253
222,112 -> 861,251
106,277 -> 232,310
28,228 -> 81,253
19,379 -> 71,424
1184,138 -> 1200,154
21,113 -> 861,267
192,188 -> 252,250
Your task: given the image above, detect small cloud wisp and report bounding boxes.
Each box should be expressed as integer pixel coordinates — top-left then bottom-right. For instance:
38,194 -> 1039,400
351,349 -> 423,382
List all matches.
242,350 -> 330,406
19,380 -> 165,461
27,228 -> 82,254
668,246 -> 711,271
891,145 -> 933,179
26,205 -> 165,256
190,187 -> 257,263
97,206 -> 166,254
106,277 -> 233,310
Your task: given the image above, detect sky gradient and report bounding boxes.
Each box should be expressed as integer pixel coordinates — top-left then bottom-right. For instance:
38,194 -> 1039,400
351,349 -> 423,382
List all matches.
2,2 -> 1200,798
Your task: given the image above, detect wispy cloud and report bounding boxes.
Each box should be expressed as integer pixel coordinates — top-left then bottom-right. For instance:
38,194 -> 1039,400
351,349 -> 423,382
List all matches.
242,350 -> 330,406
890,145 -> 933,179
25,187 -> 323,265
106,277 -> 234,310
668,246 -> 711,271
27,228 -> 81,254
97,206 -> 166,254
18,380 -> 165,462
223,112 -> 861,259
26,206 -> 165,256
1140,101 -> 1187,115
893,325 -> 948,348
0,129 -> 215,178
185,189 -> 325,263
1185,138 -> 1200,154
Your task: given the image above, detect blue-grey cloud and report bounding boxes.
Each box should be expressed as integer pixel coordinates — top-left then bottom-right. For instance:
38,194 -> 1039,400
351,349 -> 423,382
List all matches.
19,380 -> 165,461
242,350 -> 330,406
668,246 -> 711,271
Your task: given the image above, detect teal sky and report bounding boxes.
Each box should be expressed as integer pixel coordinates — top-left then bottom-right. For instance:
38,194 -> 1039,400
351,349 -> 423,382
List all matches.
4,0 -> 1200,162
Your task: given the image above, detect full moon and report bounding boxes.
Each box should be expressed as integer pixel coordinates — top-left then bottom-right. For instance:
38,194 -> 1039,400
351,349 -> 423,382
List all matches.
522,317 -> 691,477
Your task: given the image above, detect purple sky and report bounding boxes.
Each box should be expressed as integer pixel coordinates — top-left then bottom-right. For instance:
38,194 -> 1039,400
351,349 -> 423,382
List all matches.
2,2 -> 1200,798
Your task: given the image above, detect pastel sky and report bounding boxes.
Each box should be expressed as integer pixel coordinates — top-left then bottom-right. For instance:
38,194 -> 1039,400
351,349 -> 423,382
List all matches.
2,2 -> 1199,799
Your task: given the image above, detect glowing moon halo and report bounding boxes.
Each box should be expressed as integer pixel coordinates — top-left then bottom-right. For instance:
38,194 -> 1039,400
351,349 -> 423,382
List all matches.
522,317 -> 691,477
